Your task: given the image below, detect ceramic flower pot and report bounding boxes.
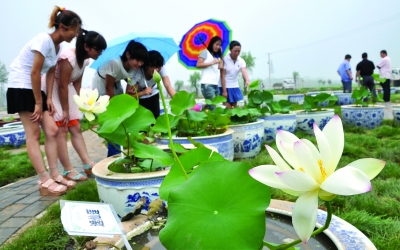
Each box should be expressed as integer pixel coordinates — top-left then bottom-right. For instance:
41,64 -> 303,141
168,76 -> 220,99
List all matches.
295,109 -> 335,135
92,155 -> 169,219
156,128 -> 234,161
287,94 -> 304,104
0,125 -> 26,148
260,113 -> 297,143
229,119 -> 264,159
335,92 -> 355,105
341,104 -> 385,129
92,144 -> 216,218
272,95 -> 288,102
392,105 -> 400,124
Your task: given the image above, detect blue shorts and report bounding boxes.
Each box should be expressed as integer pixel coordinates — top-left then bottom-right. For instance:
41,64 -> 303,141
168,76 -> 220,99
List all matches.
219,87 -> 243,103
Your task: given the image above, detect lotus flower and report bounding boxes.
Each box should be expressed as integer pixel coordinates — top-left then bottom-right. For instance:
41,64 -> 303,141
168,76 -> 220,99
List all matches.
249,115 -> 385,243
73,88 -> 110,121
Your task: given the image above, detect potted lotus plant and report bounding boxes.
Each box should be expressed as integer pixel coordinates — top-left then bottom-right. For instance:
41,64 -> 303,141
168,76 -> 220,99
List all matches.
295,92 -> 338,135
245,86 -> 297,144
73,88 -> 177,218
341,75 -> 385,129
152,89 -> 235,160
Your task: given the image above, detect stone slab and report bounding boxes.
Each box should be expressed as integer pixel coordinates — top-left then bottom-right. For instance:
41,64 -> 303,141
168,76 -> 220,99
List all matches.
0,195 -> 27,209
0,204 -> 27,223
13,200 -> 55,218
0,227 -> 19,245
1,217 -> 31,228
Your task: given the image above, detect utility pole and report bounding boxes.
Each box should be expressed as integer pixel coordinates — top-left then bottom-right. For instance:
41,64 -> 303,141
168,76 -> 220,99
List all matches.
267,53 -> 271,90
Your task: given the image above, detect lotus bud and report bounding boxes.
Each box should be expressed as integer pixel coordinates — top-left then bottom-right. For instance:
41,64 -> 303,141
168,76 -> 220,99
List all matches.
359,77 -> 363,81
153,70 -> 162,84
127,78 -> 133,85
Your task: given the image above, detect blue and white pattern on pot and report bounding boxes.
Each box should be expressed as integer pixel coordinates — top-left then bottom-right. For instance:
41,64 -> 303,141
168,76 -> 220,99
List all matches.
0,127 -> 26,148
341,106 -> 384,129
288,94 -> 304,104
392,107 -> 400,124
230,120 -> 264,159
335,93 -> 355,105
95,176 -> 165,218
156,132 -> 234,160
261,114 -> 297,144
296,116 -> 332,135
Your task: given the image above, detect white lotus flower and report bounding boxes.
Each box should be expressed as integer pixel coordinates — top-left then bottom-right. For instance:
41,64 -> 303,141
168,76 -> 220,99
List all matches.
249,115 -> 385,243
73,88 -> 110,121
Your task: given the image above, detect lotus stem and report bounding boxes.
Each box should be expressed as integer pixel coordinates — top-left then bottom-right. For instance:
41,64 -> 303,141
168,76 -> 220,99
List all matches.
156,81 -> 188,180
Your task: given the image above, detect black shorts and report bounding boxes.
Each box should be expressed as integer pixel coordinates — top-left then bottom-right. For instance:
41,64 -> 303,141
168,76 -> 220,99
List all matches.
7,88 -> 48,114
139,93 -> 160,119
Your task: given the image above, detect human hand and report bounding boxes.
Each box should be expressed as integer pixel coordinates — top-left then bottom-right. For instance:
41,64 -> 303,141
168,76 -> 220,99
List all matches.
143,87 -> 153,95
222,90 -> 228,98
245,80 -> 250,86
355,78 -> 358,83
30,103 -> 43,122
61,110 -> 70,128
350,76 -> 353,80
46,99 -> 56,116
212,58 -> 219,65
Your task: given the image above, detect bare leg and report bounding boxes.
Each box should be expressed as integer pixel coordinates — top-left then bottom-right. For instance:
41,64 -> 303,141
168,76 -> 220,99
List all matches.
19,111 -> 67,194
69,123 -> 91,164
40,112 -> 78,185
56,124 -> 87,181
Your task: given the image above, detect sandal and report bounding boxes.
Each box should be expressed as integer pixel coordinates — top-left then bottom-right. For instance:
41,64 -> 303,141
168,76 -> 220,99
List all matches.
38,179 -> 67,196
53,175 -> 76,189
83,162 -> 96,175
63,170 -> 87,181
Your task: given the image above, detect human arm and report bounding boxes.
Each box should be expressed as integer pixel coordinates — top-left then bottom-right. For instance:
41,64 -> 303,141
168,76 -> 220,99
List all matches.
346,69 -> 353,80
73,74 -> 83,96
105,74 -> 116,98
355,70 -> 360,82
58,59 -> 73,125
162,75 -> 176,97
241,67 -> 251,86
45,66 -> 56,116
220,68 -> 227,98
196,57 -> 219,68
31,51 -> 46,122
218,57 -> 223,69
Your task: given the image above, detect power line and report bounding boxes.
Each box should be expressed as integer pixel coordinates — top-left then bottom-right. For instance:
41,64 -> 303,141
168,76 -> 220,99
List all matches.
268,12 -> 400,54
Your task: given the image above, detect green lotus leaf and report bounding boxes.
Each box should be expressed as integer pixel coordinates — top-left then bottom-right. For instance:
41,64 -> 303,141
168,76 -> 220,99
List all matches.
187,110 -> 208,122
159,147 -> 216,200
98,94 -> 138,134
248,90 -> 263,105
170,91 -> 196,115
230,107 -> 248,117
152,114 -> 180,133
248,79 -> 260,89
159,161 -> 270,249
169,143 -> 188,153
314,93 -> 331,103
261,90 -> 273,104
132,142 -> 174,166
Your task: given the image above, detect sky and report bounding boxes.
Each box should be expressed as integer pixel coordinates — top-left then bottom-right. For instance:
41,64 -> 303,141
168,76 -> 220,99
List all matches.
1,0 -> 400,89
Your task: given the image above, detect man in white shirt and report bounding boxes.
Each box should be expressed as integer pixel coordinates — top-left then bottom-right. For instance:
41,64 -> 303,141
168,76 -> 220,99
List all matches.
377,50 -> 391,102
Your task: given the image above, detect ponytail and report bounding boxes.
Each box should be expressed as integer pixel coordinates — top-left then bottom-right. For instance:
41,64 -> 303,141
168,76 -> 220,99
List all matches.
48,6 -> 81,30
76,30 -> 107,67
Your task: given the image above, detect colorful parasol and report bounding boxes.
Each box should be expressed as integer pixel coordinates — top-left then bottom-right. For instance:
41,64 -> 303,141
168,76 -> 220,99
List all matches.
178,18 -> 232,69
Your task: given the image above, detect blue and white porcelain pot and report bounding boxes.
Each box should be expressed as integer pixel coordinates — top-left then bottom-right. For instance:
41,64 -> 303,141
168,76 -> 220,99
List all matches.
93,144 -> 216,218
0,125 -> 26,148
260,113 -> 297,144
156,128 -> 234,161
295,109 -> 335,135
335,92 -> 355,106
287,94 -> 304,104
229,119 -> 264,159
341,104 -> 385,129
392,105 -> 400,124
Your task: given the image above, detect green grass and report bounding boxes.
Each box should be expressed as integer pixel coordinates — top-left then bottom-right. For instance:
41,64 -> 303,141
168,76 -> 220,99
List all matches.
0,180 -> 99,250
0,149 -> 36,187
